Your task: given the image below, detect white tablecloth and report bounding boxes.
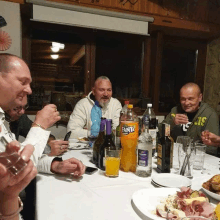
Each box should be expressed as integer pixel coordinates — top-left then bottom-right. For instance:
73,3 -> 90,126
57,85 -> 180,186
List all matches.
36,147 -> 220,220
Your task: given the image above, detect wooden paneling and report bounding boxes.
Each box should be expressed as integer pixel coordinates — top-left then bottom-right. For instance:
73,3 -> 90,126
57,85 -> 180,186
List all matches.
151,31 -> 163,114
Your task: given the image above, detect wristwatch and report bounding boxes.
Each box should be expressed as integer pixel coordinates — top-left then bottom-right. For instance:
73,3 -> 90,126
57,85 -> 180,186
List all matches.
0,197 -> 23,220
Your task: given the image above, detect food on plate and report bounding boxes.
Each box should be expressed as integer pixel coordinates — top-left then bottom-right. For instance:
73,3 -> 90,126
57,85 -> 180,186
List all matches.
78,137 -> 89,142
154,187 -> 215,219
203,174 -> 220,193
215,203 -> 220,220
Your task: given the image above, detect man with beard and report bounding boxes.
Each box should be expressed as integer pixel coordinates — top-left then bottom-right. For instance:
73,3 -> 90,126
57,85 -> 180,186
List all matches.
159,82 -> 219,156
67,76 -> 122,138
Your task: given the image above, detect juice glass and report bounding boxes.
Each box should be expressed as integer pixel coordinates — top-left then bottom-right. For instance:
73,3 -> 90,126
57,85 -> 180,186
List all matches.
105,149 -> 121,177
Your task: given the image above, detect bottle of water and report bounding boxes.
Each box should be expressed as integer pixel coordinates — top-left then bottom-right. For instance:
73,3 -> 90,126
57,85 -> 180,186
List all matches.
142,103 -> 157,154
136,129 -> 153,177
121,100 -> 129,115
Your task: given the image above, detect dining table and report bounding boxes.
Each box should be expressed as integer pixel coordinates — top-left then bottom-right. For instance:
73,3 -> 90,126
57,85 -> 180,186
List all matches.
35,142 -> 220,220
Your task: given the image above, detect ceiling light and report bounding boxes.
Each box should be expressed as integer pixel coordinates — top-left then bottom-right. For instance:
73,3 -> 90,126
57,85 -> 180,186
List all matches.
51,46 -> 60,52
52,42 -> 65,49
51,54 -> 59,59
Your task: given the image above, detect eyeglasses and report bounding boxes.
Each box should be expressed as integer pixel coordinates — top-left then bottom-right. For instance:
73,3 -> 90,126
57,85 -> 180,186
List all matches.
13,104 -> 29,112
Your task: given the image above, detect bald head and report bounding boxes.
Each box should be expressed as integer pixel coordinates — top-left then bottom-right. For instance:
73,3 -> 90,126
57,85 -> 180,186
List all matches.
180,83 -> 201,96
180,82 -> 202,113
0,53 -> 32,110
0,53 -> 25,75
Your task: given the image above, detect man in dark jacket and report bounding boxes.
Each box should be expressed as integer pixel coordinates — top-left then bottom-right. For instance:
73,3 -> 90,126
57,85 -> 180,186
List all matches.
159,82 -> 219,156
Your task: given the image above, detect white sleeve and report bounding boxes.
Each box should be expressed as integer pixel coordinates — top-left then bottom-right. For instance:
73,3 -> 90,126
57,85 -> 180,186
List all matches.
36,154 -> 55,174
67,100 -> 88,138
20,127 -> 50,166
112,100 -> 122,130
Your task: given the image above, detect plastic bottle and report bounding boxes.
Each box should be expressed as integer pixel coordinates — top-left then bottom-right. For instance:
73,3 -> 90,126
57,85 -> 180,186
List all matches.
92,118 -> 106,166
136,128 -> 153,177
121,100 -> 129,115
142,103 -> 157,154
120,104 -> 139,172
98,119 -> 116,171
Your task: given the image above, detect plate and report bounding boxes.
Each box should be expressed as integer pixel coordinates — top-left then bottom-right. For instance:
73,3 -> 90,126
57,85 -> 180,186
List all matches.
132,188 -> 180,219
78,137 -> 89,144
202,187 -> 220,201
152,173 -> 191,188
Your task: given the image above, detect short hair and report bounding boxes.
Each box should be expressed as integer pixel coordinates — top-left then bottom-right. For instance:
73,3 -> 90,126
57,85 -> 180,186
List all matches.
0,53 -> 25,75
181,82 -> 202,95
94,76 -> 111,87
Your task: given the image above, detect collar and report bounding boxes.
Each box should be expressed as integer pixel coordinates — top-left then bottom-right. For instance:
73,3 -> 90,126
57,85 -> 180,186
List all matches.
0,107 -> 5,126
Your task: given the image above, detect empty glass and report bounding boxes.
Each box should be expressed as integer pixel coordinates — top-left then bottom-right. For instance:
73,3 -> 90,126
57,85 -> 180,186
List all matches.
177,136 -> 194,178
193,143 -> 206,171
175,136 -> 192,172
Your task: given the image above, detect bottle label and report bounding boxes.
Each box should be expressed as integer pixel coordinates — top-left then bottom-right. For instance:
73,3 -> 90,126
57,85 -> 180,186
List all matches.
157,144 -> 162,158
142,115 -> 149,127
138,149 -> 148,166
121,122 -> 138,138
157,157 -> 162,168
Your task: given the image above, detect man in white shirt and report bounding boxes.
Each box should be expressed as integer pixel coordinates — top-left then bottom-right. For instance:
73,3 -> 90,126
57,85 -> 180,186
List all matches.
0,53 -> 85,219
67,76 -> 122,138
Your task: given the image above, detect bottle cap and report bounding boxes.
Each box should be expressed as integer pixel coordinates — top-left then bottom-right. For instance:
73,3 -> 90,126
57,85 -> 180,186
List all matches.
147,103 -> 152,107
124,100 -> 129,105
128,104 -> 133,109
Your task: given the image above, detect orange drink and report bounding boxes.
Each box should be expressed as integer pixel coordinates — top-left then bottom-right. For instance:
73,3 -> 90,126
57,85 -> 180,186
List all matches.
105,157 -> 120,177
105,149 -> 121,177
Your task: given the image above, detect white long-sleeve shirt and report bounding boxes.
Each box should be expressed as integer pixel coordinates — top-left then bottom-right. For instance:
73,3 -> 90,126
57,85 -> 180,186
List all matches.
0,108 -> 55,174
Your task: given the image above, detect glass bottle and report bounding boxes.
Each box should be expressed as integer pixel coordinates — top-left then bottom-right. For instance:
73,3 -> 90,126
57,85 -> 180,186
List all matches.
142,103 -> 157,156
136,128 -> 153,177
98,119 -> 116,171
92,118 -> 106,166
157,123 -> 172,173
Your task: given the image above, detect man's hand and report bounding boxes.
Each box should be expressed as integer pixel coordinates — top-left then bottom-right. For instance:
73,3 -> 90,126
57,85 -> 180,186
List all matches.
33,104 -> 61,129
48,140 -> 69,156
51,158 -> 86,177
201,131 -> 220,147
173,114 -> 189,125
0,141 -> 37,199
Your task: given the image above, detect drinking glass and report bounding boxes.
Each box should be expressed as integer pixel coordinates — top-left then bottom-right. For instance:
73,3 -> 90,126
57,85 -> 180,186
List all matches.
0,137 -> 27,176
178,138 -> 195,179
175,136 -> 192,173
105,149 -> 121,177
193,143 -> 206,171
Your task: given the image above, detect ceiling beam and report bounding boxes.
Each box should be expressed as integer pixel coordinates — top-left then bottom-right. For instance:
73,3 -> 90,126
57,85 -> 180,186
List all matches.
70,45 -> 85,65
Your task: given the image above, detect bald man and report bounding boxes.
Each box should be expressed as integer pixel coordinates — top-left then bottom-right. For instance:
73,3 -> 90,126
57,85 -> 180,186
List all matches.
159,82 -> 219,156
67,76 -> 122,138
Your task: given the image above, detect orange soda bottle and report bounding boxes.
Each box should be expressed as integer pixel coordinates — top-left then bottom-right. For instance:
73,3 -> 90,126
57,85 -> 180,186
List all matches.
120,104 -> 139,172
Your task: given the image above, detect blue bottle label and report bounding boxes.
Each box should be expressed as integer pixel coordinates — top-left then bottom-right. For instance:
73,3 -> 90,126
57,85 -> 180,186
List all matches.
138,150 -> 148,166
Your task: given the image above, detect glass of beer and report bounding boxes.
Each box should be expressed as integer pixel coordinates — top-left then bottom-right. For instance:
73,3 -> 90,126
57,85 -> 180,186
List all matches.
105,149 -> 121,177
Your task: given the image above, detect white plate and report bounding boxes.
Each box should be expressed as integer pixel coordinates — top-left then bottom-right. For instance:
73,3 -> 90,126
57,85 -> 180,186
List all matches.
78,137 -> 89,144
152,173 -> 191,188
202,187 -> 220,201
132,188 -> 180,220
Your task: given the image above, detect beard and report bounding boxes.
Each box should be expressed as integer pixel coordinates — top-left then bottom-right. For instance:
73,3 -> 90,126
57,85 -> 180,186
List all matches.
99,99 -> 110,109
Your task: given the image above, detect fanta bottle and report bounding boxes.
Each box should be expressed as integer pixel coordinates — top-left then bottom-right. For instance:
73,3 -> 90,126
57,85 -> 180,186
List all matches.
120,104 -> 139,172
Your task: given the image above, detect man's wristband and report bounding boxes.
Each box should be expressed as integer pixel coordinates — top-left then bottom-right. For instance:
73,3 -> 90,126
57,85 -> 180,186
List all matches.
0,197 -> 23,220
32,122 -> 46,130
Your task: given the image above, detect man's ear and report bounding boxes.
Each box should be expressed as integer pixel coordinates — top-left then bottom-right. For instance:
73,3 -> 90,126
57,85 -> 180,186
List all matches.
199,93 -> 203,102
92,87 -> 95,95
